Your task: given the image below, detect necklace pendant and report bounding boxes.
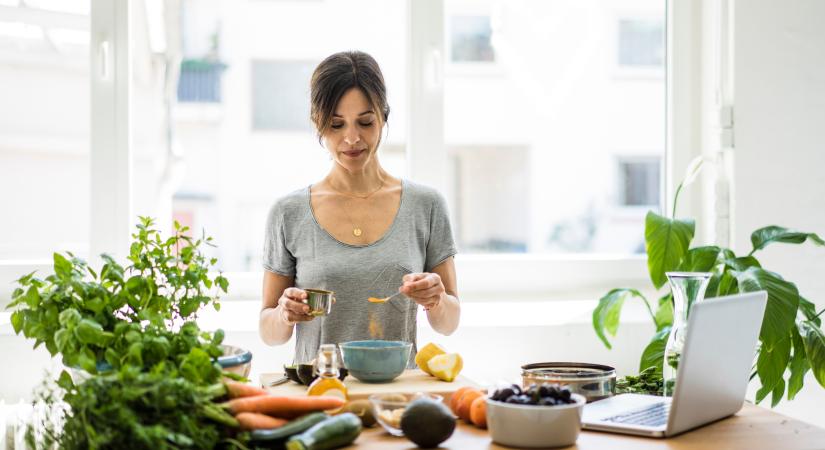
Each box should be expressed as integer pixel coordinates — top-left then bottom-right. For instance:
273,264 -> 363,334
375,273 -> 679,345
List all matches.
353,228 -> 363,237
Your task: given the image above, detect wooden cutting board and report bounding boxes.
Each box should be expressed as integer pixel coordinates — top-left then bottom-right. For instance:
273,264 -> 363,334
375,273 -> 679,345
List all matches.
260,370 -> 479,402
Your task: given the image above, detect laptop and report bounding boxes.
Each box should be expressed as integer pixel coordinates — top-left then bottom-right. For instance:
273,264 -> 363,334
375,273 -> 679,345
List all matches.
582,290 -> 768,438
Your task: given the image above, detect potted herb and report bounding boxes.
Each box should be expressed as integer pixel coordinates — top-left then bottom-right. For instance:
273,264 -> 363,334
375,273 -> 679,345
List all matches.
592,158 -> 825,406
7,217 -> 232,378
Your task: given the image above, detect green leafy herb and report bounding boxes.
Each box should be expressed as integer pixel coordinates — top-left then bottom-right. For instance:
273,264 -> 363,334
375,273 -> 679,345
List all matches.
28,368 -> 244,450
7,217 -> 229,377
615,367 -> 664,396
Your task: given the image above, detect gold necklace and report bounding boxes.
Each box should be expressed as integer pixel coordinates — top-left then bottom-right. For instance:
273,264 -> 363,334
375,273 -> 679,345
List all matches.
328,179 -> 385,237
328,179 -> 385,199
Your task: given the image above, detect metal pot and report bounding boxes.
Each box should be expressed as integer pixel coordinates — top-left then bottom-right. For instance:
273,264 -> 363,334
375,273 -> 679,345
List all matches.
521,362 -> 616,403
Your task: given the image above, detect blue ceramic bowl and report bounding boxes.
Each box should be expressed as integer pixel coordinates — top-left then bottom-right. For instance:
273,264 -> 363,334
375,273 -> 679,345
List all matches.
339,340 -> 412,383
217,345 -> 253,378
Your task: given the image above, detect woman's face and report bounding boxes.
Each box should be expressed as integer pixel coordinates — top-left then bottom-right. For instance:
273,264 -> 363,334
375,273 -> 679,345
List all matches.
322,88 -> 382,171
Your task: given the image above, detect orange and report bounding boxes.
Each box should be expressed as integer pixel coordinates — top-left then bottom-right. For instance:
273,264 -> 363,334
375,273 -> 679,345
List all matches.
470,396 -> 487,428
457,390 -> 484,422
449,387 -> 475,414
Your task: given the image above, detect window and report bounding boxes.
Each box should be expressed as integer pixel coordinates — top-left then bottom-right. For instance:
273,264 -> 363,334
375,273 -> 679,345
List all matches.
0,0 -> 90,260
619,157 -> 661,206
449,15 -> 495,63
2,0 -> 695,298
451,146 -> 529,253
444,0 -> 665,255
251,60 -> 316,131
618,19 -> 664,67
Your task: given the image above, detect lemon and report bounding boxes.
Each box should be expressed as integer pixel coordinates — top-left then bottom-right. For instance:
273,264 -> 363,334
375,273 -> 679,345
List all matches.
427,353 -> 464,382
415,342 -> 447,376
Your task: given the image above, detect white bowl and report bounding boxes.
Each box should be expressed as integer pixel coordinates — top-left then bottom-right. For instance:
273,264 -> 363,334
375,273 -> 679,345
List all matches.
486,393 -> 586,448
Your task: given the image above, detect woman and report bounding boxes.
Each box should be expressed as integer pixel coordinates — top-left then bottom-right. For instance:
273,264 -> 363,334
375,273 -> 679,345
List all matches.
259,51 -> 460,367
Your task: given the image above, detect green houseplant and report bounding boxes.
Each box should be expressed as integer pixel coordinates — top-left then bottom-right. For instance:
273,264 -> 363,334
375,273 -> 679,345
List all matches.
592,159 -> 825,406
8,217 -> 230,378
6,217 -> 252,449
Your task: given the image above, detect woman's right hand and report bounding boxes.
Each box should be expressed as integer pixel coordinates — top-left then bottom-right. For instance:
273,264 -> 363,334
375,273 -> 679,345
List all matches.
278,288 -> 314,323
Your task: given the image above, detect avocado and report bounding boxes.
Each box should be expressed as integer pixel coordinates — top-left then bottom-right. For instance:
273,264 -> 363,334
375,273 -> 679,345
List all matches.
400,397 -> 456,448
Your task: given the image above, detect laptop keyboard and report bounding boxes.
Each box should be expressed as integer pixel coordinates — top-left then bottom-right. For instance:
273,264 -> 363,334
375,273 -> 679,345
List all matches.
604,402 -> 670,427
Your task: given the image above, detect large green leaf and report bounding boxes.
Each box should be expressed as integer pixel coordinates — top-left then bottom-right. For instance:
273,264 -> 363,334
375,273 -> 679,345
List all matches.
756,335 -> 791,400
770,378 -> 786,408
750,226 -> 825,253
788,326 -> 810,400
640,327 -> 671,374
592,288 -> 647,349
645,212 -> 695,289
735,267 -> 799,349
677,246 -> 721,272
801,321 -> 825,388
654,294 -> 673,331
724,256 -> 762,272
799,297 -> 821,327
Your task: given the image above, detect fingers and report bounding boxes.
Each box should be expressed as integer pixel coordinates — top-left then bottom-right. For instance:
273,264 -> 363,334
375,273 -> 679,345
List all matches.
399,273 -> 444,310
279,289 -> 313,322
284,287 -> 308,301
402,273 -> 427,284
401,273 -> 441,293
408,285 -> 443,300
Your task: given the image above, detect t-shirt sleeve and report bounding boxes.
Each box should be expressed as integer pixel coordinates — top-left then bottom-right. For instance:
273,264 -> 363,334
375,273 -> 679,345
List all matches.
425,190 -> 458,272
262,201 -> 296,277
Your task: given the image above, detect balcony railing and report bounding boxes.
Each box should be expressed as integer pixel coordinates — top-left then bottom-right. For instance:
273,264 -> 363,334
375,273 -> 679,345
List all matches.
177,59 -> 227,103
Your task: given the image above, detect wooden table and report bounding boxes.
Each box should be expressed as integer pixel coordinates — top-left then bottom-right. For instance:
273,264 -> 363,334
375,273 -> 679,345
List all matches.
348,403 -> 825,450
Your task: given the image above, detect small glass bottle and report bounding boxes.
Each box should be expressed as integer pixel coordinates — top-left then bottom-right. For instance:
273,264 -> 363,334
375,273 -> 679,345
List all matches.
307,344 -> 348,400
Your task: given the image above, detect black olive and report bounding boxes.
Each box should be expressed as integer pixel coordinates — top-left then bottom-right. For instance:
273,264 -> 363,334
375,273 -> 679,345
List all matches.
505,395 -> 520,404
559,388 -> 572,401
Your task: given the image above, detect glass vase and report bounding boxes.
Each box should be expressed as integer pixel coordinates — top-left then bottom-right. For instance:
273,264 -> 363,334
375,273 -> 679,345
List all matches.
663,271 -> 712,397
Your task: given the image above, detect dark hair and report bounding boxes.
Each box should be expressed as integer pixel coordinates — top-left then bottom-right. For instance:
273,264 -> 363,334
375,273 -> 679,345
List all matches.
310,51 -> 390,145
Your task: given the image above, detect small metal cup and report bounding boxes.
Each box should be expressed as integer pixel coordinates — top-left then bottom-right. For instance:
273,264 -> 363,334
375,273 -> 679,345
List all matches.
304,288 -> 335,317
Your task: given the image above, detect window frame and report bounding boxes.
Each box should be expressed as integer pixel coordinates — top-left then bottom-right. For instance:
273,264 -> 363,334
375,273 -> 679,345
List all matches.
0,0 -> 706,307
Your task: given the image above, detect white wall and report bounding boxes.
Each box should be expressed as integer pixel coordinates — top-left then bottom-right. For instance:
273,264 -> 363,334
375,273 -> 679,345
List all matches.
734,0 -> 825,428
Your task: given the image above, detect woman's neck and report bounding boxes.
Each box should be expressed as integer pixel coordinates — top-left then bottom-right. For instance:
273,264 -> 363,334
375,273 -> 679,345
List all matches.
325,163 -> 389,196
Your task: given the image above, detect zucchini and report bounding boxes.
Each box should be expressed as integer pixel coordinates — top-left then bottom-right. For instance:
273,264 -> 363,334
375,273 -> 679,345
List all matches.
249,412 -> 328,442
285,413 -> 362,450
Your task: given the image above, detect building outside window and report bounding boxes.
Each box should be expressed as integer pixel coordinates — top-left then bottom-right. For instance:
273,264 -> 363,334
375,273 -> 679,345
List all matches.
251,60 -> 316,132
617,18 -> 664,67
449,14 -> 495,63
619,157 -> 661,206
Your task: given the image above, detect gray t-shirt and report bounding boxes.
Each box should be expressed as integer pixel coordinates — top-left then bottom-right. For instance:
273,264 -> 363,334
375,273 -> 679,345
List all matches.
262,179 -> 457,367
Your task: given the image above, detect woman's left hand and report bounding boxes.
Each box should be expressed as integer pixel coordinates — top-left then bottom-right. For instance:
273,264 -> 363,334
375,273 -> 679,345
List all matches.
399,272 -> 445,310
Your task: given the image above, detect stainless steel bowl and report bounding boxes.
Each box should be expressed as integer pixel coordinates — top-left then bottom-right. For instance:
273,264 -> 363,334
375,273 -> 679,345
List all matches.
521,362 -> 616,403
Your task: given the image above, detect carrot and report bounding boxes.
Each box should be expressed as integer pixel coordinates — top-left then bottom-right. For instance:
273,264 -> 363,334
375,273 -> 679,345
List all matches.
235,412 -> 289,430
224,395 -> 346,419
225,380 -> 268,399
